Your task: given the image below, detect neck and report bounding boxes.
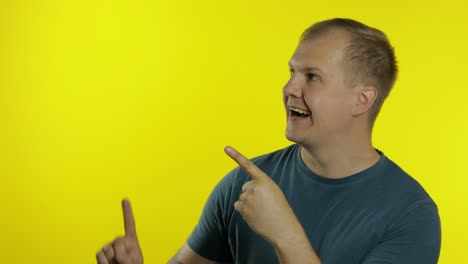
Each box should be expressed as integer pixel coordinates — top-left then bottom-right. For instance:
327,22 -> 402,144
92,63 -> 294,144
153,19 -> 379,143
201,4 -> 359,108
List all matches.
299,129 -> 380,179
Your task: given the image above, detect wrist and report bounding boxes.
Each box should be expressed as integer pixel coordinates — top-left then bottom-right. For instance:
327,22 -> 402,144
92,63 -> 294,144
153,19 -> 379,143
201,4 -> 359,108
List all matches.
271,224 -> 321,264
270,217 -> 305,248
271,224 -> 306,252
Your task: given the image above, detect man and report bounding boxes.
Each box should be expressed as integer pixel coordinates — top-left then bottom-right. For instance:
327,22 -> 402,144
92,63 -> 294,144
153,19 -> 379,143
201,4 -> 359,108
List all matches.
96,18 -> 441,264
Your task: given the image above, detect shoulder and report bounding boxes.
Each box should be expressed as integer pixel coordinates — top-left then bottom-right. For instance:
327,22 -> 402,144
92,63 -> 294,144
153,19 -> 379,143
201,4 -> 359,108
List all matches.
378,156 -> 436,205
372,154 -> 439,231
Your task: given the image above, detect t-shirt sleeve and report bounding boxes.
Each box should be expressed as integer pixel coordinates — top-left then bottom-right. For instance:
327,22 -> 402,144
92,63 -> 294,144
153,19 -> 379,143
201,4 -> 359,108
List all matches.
187,170 -> 239,262
361,202 -> 441,264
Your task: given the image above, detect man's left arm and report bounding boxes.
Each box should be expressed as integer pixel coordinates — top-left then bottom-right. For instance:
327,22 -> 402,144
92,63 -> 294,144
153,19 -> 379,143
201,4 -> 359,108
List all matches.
271,225 -> 321,264
224,146 -> 321,264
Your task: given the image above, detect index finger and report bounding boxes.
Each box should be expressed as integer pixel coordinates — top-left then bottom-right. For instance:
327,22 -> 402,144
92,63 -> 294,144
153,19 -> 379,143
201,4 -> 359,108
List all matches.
224,146 -> 267,180
122,199 -> 138,239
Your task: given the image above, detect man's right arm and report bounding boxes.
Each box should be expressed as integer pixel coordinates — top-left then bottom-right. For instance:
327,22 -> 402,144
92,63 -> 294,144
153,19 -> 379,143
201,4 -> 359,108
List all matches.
171,168 -> 240,264
167,243 -> 228,264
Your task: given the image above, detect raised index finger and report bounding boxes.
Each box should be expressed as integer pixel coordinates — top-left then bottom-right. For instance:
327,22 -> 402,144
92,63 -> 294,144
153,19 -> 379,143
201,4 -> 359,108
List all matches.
122,199 -> 138,239
224,146 -> 266,180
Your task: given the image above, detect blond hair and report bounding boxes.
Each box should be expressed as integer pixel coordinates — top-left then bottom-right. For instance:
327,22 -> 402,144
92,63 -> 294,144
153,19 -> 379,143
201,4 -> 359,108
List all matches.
300,18 -> 398,127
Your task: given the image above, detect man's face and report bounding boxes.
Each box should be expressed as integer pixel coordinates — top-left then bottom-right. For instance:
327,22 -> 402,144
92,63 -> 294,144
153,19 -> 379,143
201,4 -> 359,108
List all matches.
283,29 -> 357,146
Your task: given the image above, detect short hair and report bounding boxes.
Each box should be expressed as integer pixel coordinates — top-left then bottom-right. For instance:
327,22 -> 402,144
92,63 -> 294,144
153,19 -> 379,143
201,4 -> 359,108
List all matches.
300,18 -> 398,128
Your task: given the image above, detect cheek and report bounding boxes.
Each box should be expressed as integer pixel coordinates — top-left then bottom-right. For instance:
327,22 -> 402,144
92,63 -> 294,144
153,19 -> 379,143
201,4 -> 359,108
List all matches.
305,93 -> 349,122
303,90 -> 320,109
304,92 -> 327,116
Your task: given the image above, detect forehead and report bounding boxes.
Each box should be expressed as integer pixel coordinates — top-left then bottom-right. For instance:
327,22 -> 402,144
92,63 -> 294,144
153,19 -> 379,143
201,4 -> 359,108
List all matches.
289,29 -> 350,71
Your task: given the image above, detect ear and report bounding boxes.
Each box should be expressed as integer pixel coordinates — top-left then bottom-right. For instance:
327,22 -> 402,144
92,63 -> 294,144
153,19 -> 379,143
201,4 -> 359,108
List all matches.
352,86 -> 378,116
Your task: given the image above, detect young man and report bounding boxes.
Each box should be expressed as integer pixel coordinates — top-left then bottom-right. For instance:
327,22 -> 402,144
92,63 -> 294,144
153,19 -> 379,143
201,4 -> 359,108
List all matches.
96,18 -> 441,264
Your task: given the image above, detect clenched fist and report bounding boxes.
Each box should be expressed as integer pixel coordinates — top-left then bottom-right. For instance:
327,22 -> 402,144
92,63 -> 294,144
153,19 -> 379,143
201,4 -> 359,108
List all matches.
96,199 -> 143,264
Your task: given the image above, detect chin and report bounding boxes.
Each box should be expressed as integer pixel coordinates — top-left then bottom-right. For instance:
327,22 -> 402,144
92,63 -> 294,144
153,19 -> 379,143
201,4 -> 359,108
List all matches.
285,129 -> 303,144
285,128 -> 318,148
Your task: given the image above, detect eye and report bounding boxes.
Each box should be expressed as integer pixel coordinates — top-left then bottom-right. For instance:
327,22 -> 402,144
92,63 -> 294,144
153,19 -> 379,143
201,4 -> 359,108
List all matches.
307,73 -> 318,81
289,68 -> 295,75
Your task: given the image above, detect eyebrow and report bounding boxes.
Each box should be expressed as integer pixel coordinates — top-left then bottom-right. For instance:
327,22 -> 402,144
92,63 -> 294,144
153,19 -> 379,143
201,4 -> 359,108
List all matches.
288,62 -> 325,75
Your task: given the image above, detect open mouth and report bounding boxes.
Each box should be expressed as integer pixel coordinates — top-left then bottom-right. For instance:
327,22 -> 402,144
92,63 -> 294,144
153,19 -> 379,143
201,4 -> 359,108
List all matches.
288,106 -> 311,118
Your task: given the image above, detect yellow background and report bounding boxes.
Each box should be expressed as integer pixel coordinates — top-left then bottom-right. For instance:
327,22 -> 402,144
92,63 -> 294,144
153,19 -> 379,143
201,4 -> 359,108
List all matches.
1,0 -> 466,263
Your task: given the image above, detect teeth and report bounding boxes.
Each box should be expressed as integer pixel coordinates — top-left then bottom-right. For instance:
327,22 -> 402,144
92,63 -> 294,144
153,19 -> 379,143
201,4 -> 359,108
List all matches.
289,106 -> 311,115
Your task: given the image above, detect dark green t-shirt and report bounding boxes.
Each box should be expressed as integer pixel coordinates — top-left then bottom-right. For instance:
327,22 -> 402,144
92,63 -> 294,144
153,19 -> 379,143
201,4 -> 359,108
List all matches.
187,144 -> 441,263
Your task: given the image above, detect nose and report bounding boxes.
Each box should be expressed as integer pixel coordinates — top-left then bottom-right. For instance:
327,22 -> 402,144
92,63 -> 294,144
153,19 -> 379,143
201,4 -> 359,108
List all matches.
282,75 -> 303,98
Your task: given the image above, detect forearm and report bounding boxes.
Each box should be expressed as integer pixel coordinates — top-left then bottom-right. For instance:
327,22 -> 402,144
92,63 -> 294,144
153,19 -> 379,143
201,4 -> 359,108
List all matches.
272,227 -> 321,264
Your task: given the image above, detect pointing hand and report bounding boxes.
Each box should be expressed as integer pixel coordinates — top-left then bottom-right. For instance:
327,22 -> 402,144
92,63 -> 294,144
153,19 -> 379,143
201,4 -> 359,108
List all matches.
96,199 -> 144,264
225,146 -> 303,246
